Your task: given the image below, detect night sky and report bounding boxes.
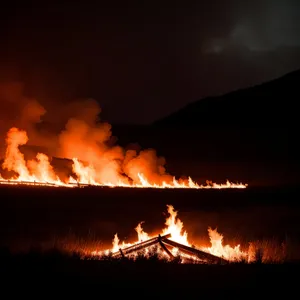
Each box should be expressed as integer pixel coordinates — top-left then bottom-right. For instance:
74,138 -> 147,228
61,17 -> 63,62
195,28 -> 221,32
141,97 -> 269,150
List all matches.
1,0 -> 300,124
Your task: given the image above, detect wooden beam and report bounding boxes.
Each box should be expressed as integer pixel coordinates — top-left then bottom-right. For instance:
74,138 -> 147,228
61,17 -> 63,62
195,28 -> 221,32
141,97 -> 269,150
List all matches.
162,238 -> 228,264
119,248 -> 125,258
112,234 -> 171,257
158,234 -> 175,259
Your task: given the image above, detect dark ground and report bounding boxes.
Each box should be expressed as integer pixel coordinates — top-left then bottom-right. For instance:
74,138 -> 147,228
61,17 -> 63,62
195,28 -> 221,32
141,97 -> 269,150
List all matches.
1,251 -> 299,293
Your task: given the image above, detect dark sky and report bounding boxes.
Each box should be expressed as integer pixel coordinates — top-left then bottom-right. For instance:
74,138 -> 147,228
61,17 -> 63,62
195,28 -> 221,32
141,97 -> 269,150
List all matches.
1,0 -> 300,124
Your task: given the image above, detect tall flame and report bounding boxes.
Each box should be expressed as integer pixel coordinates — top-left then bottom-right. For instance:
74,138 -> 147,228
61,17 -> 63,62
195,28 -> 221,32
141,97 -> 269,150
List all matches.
3,127 -> 31,180
135,222 -> 149,242
112,234 -> 120,253
162,205 -> 189,246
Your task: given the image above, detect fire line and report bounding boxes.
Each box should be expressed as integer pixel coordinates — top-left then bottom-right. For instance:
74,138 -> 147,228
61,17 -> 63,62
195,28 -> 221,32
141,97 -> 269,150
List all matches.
0,127 -> 247,189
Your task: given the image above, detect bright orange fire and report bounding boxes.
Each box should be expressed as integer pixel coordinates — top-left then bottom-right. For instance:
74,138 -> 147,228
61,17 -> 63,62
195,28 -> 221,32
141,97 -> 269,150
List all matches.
0,127 -> 247,189
91,205 -> 251,263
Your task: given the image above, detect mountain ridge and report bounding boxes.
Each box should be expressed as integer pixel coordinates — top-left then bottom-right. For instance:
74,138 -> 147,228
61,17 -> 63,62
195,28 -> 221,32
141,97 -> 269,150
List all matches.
153,69 -> 300,128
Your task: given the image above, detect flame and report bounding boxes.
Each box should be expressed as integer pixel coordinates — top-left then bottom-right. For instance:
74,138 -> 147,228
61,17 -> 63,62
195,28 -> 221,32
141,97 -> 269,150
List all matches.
135,222 -> 150,242
0,127 -> 247,189
162,205 -> 189,246
200,228 -> 248,261
1,128 -> 68,187
92,205 -> 249,263
112,234 -> 120,253
2,127 -> 32,180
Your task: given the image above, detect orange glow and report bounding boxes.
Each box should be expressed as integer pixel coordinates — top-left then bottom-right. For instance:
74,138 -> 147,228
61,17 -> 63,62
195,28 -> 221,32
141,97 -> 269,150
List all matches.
0,127 -> 247,189
161,205 -> 189,246
201,227 -> 248,261
91,205 -> 250,263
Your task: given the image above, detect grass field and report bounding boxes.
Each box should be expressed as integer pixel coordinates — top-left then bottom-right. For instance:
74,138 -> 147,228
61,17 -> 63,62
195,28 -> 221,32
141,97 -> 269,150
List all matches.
1,248 -> 299,293
1,185 -> 299,292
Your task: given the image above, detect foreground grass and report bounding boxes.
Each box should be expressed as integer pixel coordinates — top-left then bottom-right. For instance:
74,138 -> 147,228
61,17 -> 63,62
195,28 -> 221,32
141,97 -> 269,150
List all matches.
1,247 -> 299,293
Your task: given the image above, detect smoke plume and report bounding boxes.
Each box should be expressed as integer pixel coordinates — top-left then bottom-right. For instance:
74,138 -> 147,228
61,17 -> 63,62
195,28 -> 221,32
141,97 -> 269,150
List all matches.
0,82 -> 48,156
0,82 -> 171,185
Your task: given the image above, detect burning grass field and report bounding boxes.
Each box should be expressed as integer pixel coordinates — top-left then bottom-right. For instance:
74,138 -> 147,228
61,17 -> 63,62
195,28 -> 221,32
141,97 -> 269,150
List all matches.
1,184 -> 300,292
1,185 -> 300,258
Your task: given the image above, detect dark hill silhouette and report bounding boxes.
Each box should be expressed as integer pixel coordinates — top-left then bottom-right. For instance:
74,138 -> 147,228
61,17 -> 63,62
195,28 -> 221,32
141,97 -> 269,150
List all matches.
113,70 -> 300,187
153,69 -> 300,128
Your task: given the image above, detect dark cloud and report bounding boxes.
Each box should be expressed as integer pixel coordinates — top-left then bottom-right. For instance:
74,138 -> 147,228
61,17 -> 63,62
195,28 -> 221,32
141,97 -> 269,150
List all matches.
0,0 -> 299,124
204,0 -> 300,53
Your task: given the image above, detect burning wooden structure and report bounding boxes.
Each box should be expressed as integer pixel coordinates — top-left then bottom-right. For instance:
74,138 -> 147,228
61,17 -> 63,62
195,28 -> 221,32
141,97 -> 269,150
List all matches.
111,233 -> 228,264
